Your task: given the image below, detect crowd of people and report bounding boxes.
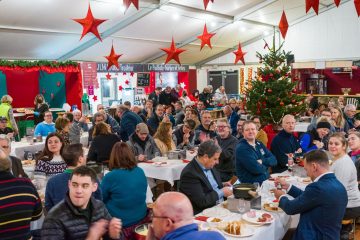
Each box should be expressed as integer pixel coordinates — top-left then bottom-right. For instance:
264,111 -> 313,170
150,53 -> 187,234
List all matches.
0,87 -> 360,240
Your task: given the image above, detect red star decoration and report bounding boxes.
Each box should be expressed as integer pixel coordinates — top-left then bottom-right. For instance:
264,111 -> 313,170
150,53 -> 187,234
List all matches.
278,10 -> 289,39
355,0 -> 360,17
105,44 -> 122,70
122,72 -> 127,75
119,86 -> 123,91
130,72 -> 135,77
305,0 -> 319,15
197,24 -> 216,50
123,0 -> 139,11
106,72 -> 112,80
334,0 -> 341,7
233,43 -> 247,65
203,0 -> 214,10
73,5 -> 107,41
160,37 -> 186,65
56,81 -> 61,87
125,80 -> 130,85
92,95 -> 98,101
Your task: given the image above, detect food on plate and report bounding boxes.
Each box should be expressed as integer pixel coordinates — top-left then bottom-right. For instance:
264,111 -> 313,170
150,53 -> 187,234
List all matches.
225,221 -> 242,235
263,203 -> 279,211
258,213 -> 272,222
210,218 -> 222,222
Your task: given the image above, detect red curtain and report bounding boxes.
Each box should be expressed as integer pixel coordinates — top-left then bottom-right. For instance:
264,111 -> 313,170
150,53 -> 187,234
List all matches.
65,72 -> 83,111
3,70 -> 39,108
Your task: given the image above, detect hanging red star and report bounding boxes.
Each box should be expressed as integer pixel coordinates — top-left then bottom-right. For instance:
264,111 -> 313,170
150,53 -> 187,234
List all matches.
106,73 -> 112,80
130,72 -> 135,77
233,43 -> 247,65
160,37 -> 186,65
334,0 -> 341,7
278,10 -> 289,39
105,44 -> 122,70
203,0 -> 214,10
92,95 -> 98,101
355,0 -> 360,17
119,86 -> 123,91
125,80 -> 130,85
73,5 -> 107,41
123,0 -> 139,12
197,24 -> 216,50
122,72 -> 127,76
305,0 -> 319,15
56,81 -> 61,87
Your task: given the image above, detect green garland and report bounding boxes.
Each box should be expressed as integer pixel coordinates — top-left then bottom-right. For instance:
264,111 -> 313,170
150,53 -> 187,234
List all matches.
0,59 -> 78,68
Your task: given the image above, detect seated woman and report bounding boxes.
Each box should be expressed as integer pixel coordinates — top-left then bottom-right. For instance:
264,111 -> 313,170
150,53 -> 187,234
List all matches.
154,122 -> 176,156
172,119 -> 196,149
101,142 -> 148,239
348,132 -> 360,189
34,133 -> 66,189
331,106 -> 350,133
300,121 -> 331,153
329,133 -> 360,238
55,117 -> 71,145
87,122 -> 120,164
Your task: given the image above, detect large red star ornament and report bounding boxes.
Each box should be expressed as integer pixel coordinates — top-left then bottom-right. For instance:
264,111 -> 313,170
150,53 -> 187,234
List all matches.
334,0 -> 341,7
106,73 -> 112,80
73,5 -> 107,41
92,95 -> 98,101
278,10 -> 289,39
305,0 -> 319,15
203,0 -> 214,10
355,0 -> 360,17
197,24 -> 216,50
105,44 -> 123,70
160,37 -> 186,65
233,43 -> 247,65
123,0 -> 139,12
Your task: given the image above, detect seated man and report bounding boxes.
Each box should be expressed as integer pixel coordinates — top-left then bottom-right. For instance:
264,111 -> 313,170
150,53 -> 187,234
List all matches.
172,119 -> 196,150
45,144 -> 102,211
271,115 -> 302,173
127,123 -> 161,161
236,121 -> 276,184
0,134 -> 28,178
34,111 -> 56,137
41,166 -> 122,240
0,116 -> 14,137
0,148 -> 42,240
73,109 -> 89,132
194,111 -> 217,145
179,140 -> 232,214
274,150 -> 348,240
146,192 -> 225,240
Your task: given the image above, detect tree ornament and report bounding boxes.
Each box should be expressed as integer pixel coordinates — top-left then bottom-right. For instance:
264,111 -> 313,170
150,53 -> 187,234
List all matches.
280,101 -> 285,106
306,0 -> 320,15
160,37 -> 186,65
106,72 -> 112,80
197,24 -> 216,50
233,43 -> 247,65
278,10 -> 289,39
334,0 -> 341,7
267,89 -> 273,93
123,0 -> 139,12
105,44 -> 123,70
73,5 -> 107,41
203,0 -> 214,10
355,0 -> 360,17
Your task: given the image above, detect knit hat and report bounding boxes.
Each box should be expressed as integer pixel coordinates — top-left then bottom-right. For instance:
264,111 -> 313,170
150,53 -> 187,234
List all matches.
316,121 -> 331,130
136,123 -> 149,134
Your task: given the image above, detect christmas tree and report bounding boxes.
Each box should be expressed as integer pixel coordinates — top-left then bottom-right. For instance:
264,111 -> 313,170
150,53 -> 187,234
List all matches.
244,37 -> 306,126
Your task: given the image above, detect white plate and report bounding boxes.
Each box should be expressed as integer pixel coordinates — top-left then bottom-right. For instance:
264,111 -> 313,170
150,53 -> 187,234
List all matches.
222,226 -> 255,238
242,211 -> 274,225
202,207 -> 231,218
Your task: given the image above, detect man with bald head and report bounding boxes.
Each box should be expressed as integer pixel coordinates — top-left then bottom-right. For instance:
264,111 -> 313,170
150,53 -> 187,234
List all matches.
271,114 -> 302,173
223,105 -> 240,135
146,192 -> 225,240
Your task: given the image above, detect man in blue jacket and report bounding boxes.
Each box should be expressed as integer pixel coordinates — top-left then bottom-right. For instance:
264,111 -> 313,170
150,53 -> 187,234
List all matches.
235,121 -> 277,184
273,150 -> 348,240
146,192 -> 225,240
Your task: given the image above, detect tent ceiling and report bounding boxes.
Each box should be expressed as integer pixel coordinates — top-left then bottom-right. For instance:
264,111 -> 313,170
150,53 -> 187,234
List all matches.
0,0 -> 343,66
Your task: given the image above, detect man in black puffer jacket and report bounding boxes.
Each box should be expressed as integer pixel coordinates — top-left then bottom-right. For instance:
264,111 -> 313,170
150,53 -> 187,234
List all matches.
41,166 -> 122,240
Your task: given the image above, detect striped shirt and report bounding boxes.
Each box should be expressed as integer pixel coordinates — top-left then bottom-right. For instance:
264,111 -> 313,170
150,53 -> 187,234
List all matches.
0,172 -> 43,240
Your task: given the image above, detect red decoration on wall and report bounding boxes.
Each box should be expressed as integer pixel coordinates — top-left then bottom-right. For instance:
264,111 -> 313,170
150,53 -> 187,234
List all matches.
160,37 -> 186,65
203,0 -> 214,10
56,81 -> 61,87
105,44 -> 122,70
305,0 -> 319,15
278,11 -> 289,39
197,24 -> 216,50
125,80 -> 130,85
233,43 -> 247,65
334,0 -> 341,7
355,0 -> 360,17
92,95 -> 98,101
119,86 -> 123,91
106,73 -> 112,80
73,5 -> 107,41
123,0 -> 139,11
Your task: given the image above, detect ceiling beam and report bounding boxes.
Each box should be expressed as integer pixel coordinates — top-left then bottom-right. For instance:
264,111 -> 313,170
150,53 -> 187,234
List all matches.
57,0 -> 171,61
141,0 -> 278,64
195,0 -> 351,67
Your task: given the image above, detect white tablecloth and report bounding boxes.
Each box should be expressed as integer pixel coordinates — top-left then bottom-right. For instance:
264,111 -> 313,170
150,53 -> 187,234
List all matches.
11,132 -> 89,160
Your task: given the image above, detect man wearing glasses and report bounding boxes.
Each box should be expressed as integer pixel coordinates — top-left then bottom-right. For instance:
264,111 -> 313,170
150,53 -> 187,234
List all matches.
34,111 -> 56,137
146,192 -> 225,240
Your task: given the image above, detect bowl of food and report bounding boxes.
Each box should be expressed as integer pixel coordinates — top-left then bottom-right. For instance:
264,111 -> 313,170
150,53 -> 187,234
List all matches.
233,183 -> 256,199
134,224 -> 149,240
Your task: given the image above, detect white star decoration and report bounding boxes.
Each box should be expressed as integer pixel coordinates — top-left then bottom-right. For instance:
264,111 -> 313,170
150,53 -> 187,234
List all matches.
180,82 -> 186,89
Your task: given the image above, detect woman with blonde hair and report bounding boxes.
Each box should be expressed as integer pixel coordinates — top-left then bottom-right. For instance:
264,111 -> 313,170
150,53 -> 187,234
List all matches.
154,122 -> 176,155
331,106 -> 349,133
0,95 -> 18,135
